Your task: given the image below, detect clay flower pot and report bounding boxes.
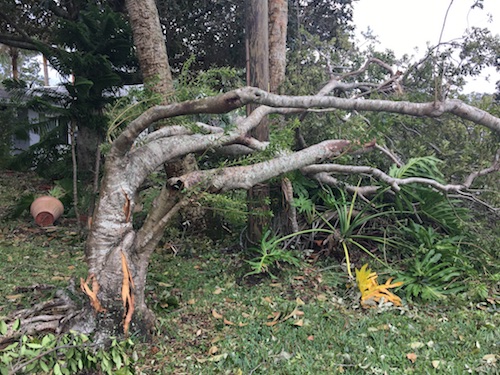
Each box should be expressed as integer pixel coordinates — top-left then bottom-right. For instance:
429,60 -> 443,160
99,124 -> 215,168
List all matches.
30,196 -> 64,227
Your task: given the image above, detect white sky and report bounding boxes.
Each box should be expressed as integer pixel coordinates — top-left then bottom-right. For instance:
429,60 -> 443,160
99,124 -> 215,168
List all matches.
353,0 -> 500,93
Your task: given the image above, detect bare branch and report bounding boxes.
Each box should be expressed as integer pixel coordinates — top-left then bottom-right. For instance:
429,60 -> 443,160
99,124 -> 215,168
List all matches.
375,144 -> 403,167
312,172 -> 379,198
463,149 -> 500,188
238,87 -> 500,134
301,163 -> 465,193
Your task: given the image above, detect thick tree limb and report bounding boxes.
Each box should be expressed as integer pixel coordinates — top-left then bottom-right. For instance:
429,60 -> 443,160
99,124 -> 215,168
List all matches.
111,91 -> 246,157
167,140 -> 350,192
236,87 -> 500,134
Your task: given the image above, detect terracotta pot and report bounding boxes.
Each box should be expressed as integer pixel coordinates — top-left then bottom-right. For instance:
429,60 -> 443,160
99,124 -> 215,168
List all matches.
30,196 -> 64,227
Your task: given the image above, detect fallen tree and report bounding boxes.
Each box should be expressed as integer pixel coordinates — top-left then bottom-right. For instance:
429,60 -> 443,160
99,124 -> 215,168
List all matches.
2,82 -> 499,347
1,0 -> 499,351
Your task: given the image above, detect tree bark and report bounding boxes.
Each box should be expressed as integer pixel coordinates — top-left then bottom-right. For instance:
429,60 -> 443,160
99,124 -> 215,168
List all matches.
125,0 -> 174,97
246,0 -> 271,242
268,0 -> 288,93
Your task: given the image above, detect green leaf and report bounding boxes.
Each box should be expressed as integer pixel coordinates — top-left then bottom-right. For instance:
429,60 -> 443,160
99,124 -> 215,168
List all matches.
0,321 -> 6,336
112,350 -> 123,369
12,319 -> 21,331
41,335 -> 54,347
2,342 -> 19,352
26,343 -> 43,349
40,360 -> 49,373
54,363 -> 62,375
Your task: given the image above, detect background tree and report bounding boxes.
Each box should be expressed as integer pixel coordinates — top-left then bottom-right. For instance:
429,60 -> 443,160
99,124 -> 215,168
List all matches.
0,1 -> 139,184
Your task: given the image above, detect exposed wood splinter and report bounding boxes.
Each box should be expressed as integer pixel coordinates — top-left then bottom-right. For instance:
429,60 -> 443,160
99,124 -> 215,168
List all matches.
121,251 -> 135,335
80,274 -> 107,313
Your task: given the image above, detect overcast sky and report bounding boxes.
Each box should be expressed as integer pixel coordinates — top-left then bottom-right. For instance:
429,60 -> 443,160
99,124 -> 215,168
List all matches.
353,0 -> 500,93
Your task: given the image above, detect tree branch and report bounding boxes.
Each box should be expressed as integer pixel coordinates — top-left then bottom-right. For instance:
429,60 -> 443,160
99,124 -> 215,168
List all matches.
111,90 -> 246,157
463,149 -> 500,188
168,140 -> 351,192
237,87 -> 500,134
301,163 -> 494,195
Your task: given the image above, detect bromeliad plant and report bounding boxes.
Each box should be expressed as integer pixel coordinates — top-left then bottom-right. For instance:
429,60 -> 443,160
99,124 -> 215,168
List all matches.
355,264 -> 403,308
317,186 -> 399,278
394,221 -> 470,301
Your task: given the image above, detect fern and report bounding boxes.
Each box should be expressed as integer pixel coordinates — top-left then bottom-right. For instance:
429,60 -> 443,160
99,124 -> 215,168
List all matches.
389,156 -> 445,181
396,249 -> 466,301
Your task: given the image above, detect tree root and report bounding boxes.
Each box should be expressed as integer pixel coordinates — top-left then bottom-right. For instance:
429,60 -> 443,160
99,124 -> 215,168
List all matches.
0,285 -> 85,347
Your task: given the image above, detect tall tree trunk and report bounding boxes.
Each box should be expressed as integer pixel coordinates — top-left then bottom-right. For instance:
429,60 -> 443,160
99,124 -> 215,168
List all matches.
269,0 -> 288,94
246,0 -> 270,243
9,47 -> 19,80
125,0 -> 173,98
76,125 -> 101,183
268,0 -> 296,235
42,55 -> 49,86
82,0 -> 178,336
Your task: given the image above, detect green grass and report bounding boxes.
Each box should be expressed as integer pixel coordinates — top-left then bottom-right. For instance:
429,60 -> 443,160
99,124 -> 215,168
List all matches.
132,251 -> 499,374
1,171 -> 498,374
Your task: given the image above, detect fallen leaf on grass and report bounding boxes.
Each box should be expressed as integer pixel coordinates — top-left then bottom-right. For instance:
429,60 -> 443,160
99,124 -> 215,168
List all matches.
195,353 -> 228,363
410,342 -> 425,349
274,350 -> 293,363
6,294 -> 23,301
316,293 -> 327,302
265,321 -> 279,327
267,311 -> 281,320
223,318 -> 235,326
282,308 -> 304,321
213,287 -> 223,295
431,360 -> 441,369
51,276 -> 69,281
293,319 -> 304,327
187,299 -> 196,305
208,353 -> 227,362
208,345 -> 218,355
482,354 -> 497,364
307,335 -> 314,341
406,353 -> 417,363
212,309 -> 223,319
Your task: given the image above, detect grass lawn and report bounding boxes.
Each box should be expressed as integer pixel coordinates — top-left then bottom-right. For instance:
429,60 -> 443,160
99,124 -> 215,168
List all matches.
0,171 -> 498,374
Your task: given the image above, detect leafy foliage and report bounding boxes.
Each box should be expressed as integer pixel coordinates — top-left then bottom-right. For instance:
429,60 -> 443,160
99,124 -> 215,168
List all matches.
389,157 -> 470,233
245,230 -> 302,279
395,249 -> 466,301
157,0 -> 354,71
0,327 -> 135,375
